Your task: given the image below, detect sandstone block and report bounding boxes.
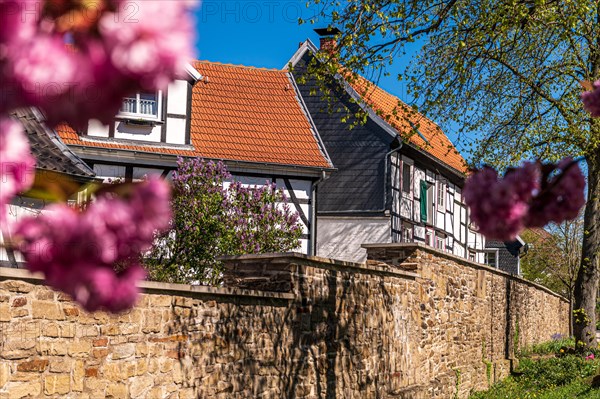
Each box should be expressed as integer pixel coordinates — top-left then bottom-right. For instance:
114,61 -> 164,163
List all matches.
151,295 -> 173,307
16,358 -> 48,372
49,357 -> 72,373
10,309 -> 28,318
31,301 -> 64,320
4,381 -> 42,399
106,382 -> 128,398
112,343 -> 135,360
73,360 -> 84,392
0,363 -> 9,388
35,290 -> 54,300
85,367 -> 99,377
68,340 -> 92,357
129,375 -> 153,398
11,297 -> 26,308
2,281 -> 33,293
37,340 -> 68,356
0,304 -> 10,322
63,307 -> 79,317
93,337 -> 108,347
44,374 -> 70,395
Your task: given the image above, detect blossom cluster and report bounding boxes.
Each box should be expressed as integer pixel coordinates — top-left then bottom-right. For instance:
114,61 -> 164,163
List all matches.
1,0 -> 196,128
464,159 -> 586,241
582,80 -> 600,117
14,177 -> 171,312
0,117 -> 36,223
0,0 -> 193,312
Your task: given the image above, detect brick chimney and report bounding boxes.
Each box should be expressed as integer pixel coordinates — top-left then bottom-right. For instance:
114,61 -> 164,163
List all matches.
314,27 -> 341,56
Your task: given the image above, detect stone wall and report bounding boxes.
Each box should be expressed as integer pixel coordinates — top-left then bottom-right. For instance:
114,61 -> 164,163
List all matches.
0,244 -> 569,399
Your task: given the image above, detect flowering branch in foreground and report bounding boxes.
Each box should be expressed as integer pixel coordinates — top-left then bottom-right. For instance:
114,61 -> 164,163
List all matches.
0,117 -> 36,223
464,159 -> 586,241
1,0 -> 196,128
0,0 -> 195,312
13,177 -> 171,312
462,79 -> 600,242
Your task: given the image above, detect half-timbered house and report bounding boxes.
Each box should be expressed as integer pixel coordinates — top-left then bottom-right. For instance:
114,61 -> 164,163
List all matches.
287,34 -> 491,264
55,62 -> 334,255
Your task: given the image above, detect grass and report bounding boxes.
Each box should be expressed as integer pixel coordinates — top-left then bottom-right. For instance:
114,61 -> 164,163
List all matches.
470,377 -> 599,399
470,337 -> 600,399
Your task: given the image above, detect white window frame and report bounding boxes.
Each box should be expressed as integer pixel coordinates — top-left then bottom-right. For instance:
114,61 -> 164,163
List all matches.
119,91 -> 163,122
425,229 -> 434,247
437,179 -> 446,209
435,234 -> 445,251
468,250 -> 476,262
402,223 -> 413,243
484,250 -> 499,269
401,161 -> 412,195
426,182 -> 435,225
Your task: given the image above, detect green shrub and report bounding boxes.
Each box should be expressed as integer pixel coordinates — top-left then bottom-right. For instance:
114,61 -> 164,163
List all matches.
519,336 -> 575,357
517,355 -> 598,389
470,356 -> 600,398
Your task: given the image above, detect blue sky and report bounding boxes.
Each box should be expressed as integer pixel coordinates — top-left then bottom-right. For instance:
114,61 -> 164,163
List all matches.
193,1 -> 417,100
192,1 -> 464,150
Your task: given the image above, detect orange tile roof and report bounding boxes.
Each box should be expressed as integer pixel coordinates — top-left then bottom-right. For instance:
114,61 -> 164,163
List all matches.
348,75 -> 467,173
57,61 -> 332,169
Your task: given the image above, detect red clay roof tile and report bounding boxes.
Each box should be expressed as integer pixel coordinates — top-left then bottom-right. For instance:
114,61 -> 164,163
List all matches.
57,61 -> 332,169
349,75 -> 467,173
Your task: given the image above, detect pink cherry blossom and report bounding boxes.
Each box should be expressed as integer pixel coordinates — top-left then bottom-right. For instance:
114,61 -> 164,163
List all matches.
464,163 -> 540,241
582,80 -> 600,117
99,0 -> 196,90
464,159 -> 586,241
1,0 -> 197,127
14,177 -> 171,312
0,117 -> 36,225
526,158 -> 586,227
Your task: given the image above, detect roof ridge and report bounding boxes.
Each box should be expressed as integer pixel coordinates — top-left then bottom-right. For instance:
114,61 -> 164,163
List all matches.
354,75 -> 445,134
193,60 -> 284,73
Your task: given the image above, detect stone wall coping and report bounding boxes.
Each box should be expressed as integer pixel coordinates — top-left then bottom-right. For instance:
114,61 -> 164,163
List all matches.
0,267 -> 295,300
220,252 -> 419,279
362,242 -> 568,302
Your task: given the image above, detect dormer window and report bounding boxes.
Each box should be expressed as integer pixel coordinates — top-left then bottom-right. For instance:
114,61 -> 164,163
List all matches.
119,92 -> 162,121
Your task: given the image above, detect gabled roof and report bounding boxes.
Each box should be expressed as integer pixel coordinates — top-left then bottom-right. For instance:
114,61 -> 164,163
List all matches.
14,109 -> 96,180
286,40 -> 467,174
56,61 -> 333,171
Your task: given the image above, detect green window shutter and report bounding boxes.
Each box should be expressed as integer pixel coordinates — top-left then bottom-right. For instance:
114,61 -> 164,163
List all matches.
420,180 -> 428,222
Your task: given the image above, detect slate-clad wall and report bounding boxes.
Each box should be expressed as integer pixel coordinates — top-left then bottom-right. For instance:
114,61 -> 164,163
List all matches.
485,240 -> 521,275
292,53 -> 396,213
0,245 -> 568,399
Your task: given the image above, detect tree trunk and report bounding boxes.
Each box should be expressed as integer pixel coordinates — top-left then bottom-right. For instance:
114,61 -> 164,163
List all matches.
573,152 -> 600,348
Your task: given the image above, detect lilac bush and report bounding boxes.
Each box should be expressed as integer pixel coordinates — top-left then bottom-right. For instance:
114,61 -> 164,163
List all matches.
147,158 -> 302,285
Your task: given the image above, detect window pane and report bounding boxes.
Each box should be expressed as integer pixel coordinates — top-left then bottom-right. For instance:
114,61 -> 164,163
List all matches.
121,97 -> 137,113
139,93 -> 158,116
485,252 -> 497,268
402,164 -> 411,193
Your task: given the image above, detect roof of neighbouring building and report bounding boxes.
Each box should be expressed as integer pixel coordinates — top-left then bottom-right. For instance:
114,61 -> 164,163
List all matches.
348,75 -> 467,173
56,61 -> 333,170
14,109 -> 96,180
287,39 -> 468,174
